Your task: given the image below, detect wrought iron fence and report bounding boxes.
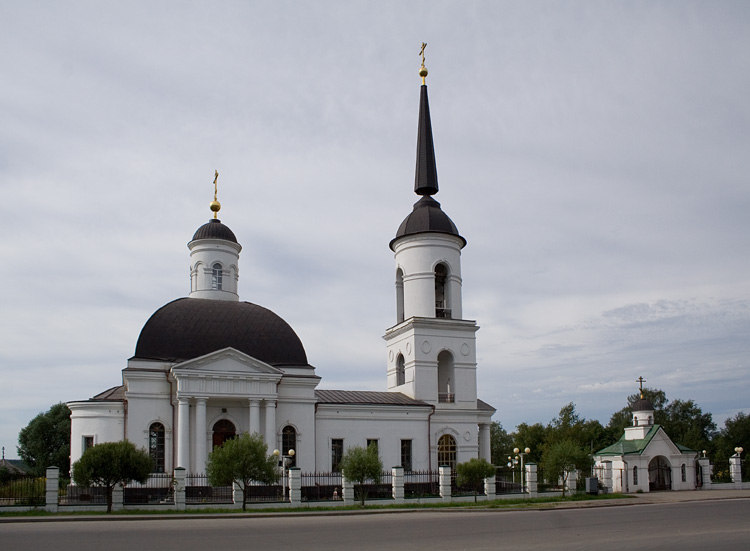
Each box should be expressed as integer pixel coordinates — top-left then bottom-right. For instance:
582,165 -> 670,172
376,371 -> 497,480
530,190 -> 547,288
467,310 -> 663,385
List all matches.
301,471 -> 342,501
451,471 -> 481,496
59,484 -> 107,505
404,470 -> 440,498
357,471 -> 393,500
0,475 -> 45,507
123,473 -> 174,505
494,466 -> 523,494
185,473 -> 233,504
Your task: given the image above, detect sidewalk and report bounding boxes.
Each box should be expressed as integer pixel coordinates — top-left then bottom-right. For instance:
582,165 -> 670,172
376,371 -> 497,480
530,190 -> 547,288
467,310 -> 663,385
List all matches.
1,489 -> 747,522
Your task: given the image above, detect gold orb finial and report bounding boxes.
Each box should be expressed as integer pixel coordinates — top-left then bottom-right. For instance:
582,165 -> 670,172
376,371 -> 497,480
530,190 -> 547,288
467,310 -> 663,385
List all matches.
211,170 -> 221,219
419,42 -> 428,84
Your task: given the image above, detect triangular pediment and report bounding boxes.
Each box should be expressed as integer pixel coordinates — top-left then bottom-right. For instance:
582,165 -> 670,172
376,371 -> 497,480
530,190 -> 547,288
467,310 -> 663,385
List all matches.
171,347 -> 283,376
642,427 -> 682,456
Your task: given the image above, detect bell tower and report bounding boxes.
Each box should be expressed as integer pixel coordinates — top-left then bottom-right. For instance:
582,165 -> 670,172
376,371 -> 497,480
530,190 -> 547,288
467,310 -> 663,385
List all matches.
384,48 -> 478,409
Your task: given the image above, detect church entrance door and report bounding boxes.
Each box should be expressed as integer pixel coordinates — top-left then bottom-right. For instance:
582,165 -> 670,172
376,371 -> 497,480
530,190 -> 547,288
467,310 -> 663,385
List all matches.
648,456 -> 672,491
212,419 -> 237,449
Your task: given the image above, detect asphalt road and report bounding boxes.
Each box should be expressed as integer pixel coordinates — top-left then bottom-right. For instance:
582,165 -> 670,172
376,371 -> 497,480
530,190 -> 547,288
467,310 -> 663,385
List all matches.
2,499 -> 748,551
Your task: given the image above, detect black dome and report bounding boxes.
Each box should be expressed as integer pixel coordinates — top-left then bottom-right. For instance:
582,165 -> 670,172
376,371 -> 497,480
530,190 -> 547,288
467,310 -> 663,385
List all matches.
191,219 -> 238,243
632,398 -> 654,411
390,195 -> 466,250
134,298 -> 309,367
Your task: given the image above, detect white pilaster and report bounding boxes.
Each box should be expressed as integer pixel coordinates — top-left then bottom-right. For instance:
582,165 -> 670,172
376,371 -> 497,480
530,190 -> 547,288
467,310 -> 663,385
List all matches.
194,397 -> 207,474
177,397 -> 191,471
479,423 -> 491,462
249,399 -> 260,436
264,400 -> 276,449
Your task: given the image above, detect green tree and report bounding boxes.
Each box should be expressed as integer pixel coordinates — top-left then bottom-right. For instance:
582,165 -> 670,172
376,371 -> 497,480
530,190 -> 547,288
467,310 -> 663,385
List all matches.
490,421 -> 513,466
712,412 -> 750,481
456,457 -> 495,502
72,440 -> 152,513
339,443 -> 383,506
511,422 -> 547,466
17,403 -> 71,476
543,439 -> 589,497
662,399 -> 716,453
206,432 -> 278,511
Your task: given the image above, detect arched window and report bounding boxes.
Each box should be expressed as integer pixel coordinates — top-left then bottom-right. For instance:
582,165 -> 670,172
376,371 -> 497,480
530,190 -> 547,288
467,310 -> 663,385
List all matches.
681,464 -> 686,482
437,434 -> 457,471
149,422 -> 165,473
395,268 -> 404,323
212,419 -> 236,449
212,263 -> 223,290
633,466 -> 638,485
438,350 -> 455,403
634,416 -> 639,427
434,263 -> 450,318
396,353 -> 405,386
282,425 -> 296,468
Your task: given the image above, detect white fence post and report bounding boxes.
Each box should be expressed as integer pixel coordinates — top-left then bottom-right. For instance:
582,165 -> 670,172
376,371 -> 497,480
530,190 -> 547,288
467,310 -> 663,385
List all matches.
392,466 -> 404,503
289,468 -> 301,505
45,466 -> 59,513
439,465 -> 452,502
525,463 -> 538,497
173,468 -> 186,510
341,474 -> 355,503
484,474 -> 496,500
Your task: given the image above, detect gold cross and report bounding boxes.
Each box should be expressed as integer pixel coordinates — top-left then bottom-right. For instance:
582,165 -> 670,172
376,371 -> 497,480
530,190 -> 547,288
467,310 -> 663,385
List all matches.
419,42 -> 427,65
637,376 -> 646,397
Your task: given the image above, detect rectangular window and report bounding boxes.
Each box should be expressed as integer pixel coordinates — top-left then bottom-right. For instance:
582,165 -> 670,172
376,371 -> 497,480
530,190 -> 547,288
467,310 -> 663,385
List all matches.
82,436 -> 94,453
331,439 -> 343,472
400,439 -> 413,471
366,439 -> 379,455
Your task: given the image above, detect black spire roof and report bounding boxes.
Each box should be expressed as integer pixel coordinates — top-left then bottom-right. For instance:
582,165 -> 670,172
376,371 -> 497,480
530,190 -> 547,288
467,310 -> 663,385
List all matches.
391,82 -> 465,250
414,85 -> 439,196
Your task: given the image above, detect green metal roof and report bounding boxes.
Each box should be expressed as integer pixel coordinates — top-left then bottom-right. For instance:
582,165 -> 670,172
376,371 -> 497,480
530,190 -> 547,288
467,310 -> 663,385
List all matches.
595,424 -> 696,456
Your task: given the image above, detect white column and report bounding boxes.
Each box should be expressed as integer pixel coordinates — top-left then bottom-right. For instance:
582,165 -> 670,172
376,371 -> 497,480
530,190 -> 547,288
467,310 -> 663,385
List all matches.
194,397 -> 207,474
479,423 -> 491,462
177,397 -> 191,471
249,399 -> 260,436
264,400 -> 276,449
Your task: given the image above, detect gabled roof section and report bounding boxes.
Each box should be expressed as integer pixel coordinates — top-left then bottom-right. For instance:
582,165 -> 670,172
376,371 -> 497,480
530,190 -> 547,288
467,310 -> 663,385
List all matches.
91,385 -> 126,402
595,425 -> 696,456
477,398 -> 497,412
315,390 -> 430,407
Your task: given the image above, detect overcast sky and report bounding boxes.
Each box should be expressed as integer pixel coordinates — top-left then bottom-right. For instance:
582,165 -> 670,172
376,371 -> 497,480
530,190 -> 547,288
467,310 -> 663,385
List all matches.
2,1 -> 749,457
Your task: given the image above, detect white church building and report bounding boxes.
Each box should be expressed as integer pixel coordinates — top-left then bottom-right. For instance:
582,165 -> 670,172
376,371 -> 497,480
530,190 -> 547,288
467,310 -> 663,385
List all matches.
68,64 -> 496,476
593,392 -> 698,492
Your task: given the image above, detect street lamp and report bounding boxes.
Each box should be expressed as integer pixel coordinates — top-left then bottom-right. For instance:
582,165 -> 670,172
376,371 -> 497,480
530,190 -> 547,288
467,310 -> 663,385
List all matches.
507,455 -> 519,485
514,447 -> 531,493
273,448 -> 296,501
735,447 -> 744,457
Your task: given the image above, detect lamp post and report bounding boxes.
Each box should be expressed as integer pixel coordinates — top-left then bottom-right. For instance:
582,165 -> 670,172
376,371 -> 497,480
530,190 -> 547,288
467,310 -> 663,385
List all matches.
507,455 -> 519,485
734,447 -> 744,457
514,447 -> 531,493
273,448 -> 296,501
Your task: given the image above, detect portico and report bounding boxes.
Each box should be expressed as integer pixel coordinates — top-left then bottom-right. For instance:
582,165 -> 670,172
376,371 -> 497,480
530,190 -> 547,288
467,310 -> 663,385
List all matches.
172,348 -> 283,473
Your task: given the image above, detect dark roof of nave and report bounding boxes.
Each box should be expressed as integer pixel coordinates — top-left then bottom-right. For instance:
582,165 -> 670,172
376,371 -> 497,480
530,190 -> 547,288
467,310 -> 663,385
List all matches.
191,218 -> 238,243
315,390 -> 430,406
390,195 -> 466,250
88,385 -> 125,402
133,298 -> 310,367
